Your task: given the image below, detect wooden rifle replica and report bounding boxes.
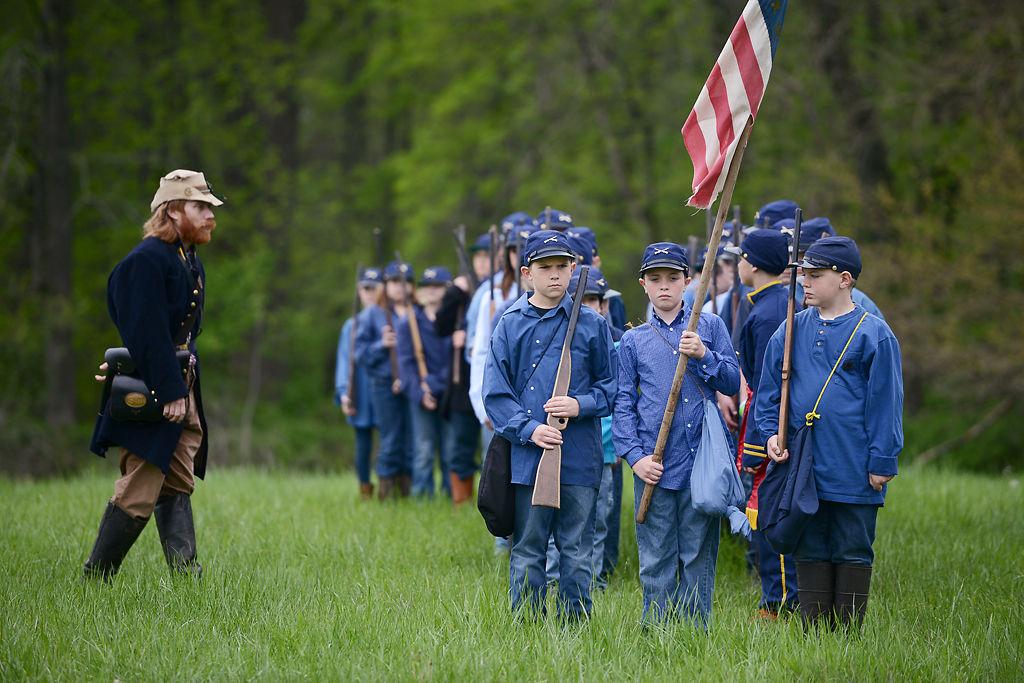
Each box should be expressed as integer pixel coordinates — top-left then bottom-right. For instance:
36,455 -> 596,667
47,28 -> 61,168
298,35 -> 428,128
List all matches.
532,265 -> 590,509
450,224 -> 477,387
374,228 -> 401,390
777,208 -> 803,452
636,116 -> 754,524
396,250 -> 431,402
345,263 -> 362,406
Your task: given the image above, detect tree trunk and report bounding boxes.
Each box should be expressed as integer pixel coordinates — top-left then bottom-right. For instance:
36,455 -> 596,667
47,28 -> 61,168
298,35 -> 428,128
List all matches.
39,0 -> 75,426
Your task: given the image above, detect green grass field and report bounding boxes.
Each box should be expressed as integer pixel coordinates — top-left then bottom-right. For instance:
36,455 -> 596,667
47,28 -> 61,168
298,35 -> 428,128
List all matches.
1,466 -> 1021,681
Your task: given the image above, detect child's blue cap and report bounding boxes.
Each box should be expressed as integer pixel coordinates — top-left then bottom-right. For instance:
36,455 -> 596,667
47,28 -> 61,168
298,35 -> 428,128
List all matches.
755,199 -> 799,228
640,242 -> 688,273
569,266 -> 607,298
797,236 -> 862,279
725,228 -> 790,274
384,260 -> 414,282
522,230 -> 576,265
358,267 -> 383,286
535,208 -> 574,231
418,266 -> 452,286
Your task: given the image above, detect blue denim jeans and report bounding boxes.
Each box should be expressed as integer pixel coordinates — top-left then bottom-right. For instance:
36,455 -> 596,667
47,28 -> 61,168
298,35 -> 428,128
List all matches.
633,476 -> 720,627
753,529 -> 798,609
410,403 -> 451,497
602,461 -> 623,578
369,376 -> 411,478
447,410 -> 480,479
354,425 -> 374,484
795,501 -> 879,565
510,483 -> 598,619
592,465 -> 614,588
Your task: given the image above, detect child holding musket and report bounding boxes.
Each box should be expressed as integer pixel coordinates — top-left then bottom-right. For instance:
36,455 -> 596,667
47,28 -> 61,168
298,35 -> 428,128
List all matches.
723,228 -> 798,618
483,230 -> 616,621
613,242 -> 740,627
397,266 -> 455,498
355,260 -> 415,499
755,236 -> 903,630
335,267 -> 383,499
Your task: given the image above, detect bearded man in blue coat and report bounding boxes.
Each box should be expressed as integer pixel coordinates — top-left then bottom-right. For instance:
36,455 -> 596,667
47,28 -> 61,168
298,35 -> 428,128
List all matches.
84,169 -> 222,581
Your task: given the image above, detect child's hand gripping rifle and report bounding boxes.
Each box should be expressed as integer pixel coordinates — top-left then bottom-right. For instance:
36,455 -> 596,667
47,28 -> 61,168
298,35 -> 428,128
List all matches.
532,265 -> 590,509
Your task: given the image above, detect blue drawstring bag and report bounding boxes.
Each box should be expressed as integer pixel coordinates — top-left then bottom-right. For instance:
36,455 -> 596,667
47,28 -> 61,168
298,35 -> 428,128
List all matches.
690,399 -> 747,520
758,424 -> 818,555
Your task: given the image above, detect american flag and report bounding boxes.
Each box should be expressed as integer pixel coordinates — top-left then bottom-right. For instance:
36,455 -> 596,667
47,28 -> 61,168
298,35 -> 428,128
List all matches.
682,0 -> 788,209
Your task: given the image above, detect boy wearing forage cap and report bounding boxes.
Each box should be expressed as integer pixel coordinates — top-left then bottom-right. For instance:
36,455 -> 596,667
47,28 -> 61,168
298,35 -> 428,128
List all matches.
613,242 -> 740,626
755,236 -> 904,630
483,230 -> 616,621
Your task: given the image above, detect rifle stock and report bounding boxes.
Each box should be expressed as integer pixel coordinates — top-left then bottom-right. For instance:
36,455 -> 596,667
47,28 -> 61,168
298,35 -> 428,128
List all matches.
374,228 -> 400,388
532,266 -> 590,509
396,250 -> 431,400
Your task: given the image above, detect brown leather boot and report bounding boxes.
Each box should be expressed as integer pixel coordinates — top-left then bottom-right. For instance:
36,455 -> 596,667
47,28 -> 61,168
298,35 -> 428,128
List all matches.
450,473 -> 468,505
397,474 -> 411,498
359,483 -> 374,500
378,477 -> 395,501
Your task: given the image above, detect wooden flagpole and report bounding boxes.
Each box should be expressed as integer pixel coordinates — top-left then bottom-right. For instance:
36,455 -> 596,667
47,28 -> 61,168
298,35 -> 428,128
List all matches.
636,116 -> 755,524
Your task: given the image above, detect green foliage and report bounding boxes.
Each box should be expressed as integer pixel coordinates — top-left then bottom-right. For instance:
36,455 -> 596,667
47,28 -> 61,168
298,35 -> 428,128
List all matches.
1,0 -> 1023,471
0,467 -> 1021,679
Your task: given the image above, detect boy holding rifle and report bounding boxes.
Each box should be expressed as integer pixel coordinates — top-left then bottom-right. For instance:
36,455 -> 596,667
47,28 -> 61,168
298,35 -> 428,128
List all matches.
335,267 -> 383,499
612,242 -> 739,627
723,228 -> 798,618
398,266 -> 456,498
755,236 -> 903,630
355,259 -> 415,499
483,230 -> 616,621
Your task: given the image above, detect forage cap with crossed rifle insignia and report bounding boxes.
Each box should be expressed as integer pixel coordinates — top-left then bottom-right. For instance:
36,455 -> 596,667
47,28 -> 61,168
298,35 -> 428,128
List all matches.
535,207 -> 574,231
384,260 -> 414,282
418,266 -> 453,286
522,229 -> 576,265
150,169 -> 224,212
640,242 -> 688,273
358,267 -> 383,286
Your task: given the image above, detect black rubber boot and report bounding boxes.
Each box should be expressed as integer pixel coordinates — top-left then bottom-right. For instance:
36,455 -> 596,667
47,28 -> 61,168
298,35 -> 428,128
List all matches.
834,563 -> 872,630
796,561 -> 835,629
83,502 -> 148,581
154,493 -> 202,578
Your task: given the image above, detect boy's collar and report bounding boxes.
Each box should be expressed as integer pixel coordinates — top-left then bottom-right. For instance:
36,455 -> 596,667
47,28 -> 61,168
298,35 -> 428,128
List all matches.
651,304 -> 687,328
512,292 -> 572,318
746,280 -> 783,305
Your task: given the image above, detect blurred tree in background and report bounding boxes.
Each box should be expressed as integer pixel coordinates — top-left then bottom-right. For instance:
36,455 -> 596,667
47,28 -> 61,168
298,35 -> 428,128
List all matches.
1,0 -> 1021,475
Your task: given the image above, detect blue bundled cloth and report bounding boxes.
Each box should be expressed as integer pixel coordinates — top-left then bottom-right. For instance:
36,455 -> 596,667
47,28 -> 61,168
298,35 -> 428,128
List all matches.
758,424 -> 818,554
691,399 -> 751,539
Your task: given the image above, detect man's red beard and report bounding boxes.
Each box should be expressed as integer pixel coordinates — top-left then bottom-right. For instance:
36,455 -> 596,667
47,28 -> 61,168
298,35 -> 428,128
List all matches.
178,214 -> 216,245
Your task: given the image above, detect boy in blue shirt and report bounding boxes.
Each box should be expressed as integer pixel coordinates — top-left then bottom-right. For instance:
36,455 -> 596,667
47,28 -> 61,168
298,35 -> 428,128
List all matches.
724,229 -> 798,618
336,267 -> 383,499
613,243 -> 740,627
397,266 -> 455,498
355,260 -> 416,499
483,230 -> 616,621
756,236 -> 903,630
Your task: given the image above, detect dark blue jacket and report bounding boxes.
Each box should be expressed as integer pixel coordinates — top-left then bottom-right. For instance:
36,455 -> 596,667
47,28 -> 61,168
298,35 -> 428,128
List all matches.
483,294 -> 617,489
754,305 -> 904,505
354,304 -> 407,382
90,237 -> 208,477
397,306 -> 452,406
737,282 -> 789,467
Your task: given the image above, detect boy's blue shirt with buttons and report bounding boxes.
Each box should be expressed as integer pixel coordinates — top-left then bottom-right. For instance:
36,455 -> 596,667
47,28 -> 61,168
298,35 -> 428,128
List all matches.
613,306 -> 741,490
753,304 -> 904,505
396,305 -> 452,404
354,304 -> 406,381
483,292 -> 617,489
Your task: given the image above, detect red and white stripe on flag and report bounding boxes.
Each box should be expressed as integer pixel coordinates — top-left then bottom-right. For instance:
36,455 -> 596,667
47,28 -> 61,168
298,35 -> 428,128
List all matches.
682,0 -> 779,209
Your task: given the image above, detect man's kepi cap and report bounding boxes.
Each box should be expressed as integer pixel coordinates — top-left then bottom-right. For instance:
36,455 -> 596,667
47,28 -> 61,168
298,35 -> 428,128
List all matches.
150,169 -> 224,212
522,229 -> 576,265
640,242 -> 688,273
797,236 -> 862,279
